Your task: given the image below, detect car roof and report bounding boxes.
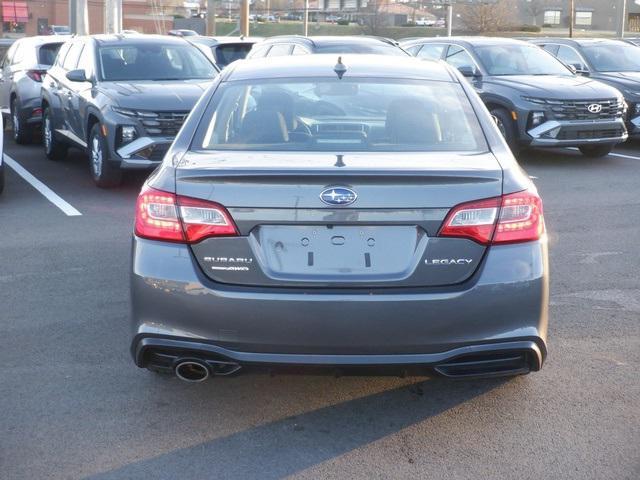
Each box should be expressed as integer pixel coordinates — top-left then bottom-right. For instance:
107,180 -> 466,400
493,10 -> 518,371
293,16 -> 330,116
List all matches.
189,36 -> 262,46
529,37 -> 629,47
400,36 -> 534,48
257,35 -> 400,48
13,35 -> 68,46
223,54 -> 454,82
91,33 -> 189,46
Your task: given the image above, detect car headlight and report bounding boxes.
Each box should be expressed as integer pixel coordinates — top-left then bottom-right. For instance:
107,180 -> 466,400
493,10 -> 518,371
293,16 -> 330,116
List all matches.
112,106 -> 137,117
118,125 -> 138,146
528,111 -> 546,129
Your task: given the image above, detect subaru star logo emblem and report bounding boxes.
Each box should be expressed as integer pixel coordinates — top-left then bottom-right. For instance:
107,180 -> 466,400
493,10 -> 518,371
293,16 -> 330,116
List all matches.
320,187 -> 357,206
587,103 -> 603,114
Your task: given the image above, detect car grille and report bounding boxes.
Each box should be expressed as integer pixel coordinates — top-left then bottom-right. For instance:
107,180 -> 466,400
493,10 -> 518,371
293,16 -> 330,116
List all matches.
548,99 -> 625,121
140,111 -> 189,137
556,128 -> 625,141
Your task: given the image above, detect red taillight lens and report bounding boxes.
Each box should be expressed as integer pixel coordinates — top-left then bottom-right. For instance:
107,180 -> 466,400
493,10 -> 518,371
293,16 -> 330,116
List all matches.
134,187 -> 237,243
177,195 -> 238,241
26,70 -> 46,82
135,187 -> 184,242
493,191 -> 544,244
439,190 -> 544,245
438,197 -> 501,245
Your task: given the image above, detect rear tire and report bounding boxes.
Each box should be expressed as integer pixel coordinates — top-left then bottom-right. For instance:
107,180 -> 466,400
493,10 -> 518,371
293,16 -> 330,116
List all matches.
578,144 -> 614,158
43,107 -> 67,161
89,123 -> 122,188
11,98 -> 30,144
490,108 -> 519,154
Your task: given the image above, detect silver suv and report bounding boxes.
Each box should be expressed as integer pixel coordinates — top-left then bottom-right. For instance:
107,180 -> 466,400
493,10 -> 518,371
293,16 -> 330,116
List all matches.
0,36 -> 66,144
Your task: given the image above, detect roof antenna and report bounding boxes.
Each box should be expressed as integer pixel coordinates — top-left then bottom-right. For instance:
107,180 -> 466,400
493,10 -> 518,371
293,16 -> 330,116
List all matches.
334,56 -> 347,80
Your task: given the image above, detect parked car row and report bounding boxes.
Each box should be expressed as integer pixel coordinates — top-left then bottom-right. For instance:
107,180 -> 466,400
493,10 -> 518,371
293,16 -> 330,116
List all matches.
401,36 -> 637,158
1,33 -> 639,193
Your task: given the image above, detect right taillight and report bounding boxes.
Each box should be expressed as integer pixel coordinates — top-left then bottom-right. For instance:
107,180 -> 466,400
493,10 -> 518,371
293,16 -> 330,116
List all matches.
439,190 -> 544,245
135,186 -> 238,243
493,190 -> 544,244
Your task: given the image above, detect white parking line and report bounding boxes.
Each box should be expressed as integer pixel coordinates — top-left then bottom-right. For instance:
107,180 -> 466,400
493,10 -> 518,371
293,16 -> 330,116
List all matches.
3,154 -> 82,216
608,151 -> 640,161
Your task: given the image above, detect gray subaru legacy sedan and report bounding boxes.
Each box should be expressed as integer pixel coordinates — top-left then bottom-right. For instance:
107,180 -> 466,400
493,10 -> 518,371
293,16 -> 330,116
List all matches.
130,55 -> 549,382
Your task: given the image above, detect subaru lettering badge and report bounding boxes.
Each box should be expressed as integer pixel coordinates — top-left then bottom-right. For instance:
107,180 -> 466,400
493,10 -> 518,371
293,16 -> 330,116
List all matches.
587,103 -> 602,114
320,187 -> 357,206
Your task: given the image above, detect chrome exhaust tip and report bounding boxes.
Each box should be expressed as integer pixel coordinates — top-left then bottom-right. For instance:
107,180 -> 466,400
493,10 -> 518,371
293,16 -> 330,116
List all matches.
175,360 -> 210,383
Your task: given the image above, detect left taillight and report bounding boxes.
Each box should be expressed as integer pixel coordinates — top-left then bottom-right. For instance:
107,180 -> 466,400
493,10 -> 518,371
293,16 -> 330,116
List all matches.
26,70 -> 46,82
439,190 -> 544,245
135,186 -> 238,243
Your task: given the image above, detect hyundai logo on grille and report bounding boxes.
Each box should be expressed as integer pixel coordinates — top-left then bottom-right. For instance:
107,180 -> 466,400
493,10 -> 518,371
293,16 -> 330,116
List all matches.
587,103 -> 603,114
320,187 -> 357,206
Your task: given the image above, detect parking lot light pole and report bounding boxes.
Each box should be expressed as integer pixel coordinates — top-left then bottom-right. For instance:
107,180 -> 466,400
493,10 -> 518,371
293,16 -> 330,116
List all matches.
240,0 -> 250,36
618,0 -> 628,37
304,0 -> 309,36
207,0 -> 216,35
447,3 -> 453,37
104,0 -> 122,34
69,0 -> 89,35
569,0 -> 574,38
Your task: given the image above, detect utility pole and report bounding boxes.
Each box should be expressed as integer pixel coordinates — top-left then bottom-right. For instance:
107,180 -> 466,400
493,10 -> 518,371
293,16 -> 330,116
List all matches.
304,0 -> 309,36
69,0 -> 89,35
446,3 -> 453,37
618,0 -> 628,37
240,0 -> 250,36
568,0 -> 574,38
104,0 -> 122,34
207,0 -> 216,35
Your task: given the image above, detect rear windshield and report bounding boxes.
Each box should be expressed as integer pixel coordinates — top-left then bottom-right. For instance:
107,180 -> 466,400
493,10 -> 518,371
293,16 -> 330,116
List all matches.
196,78 -> 487,152
38,43 -> 63,66
582,43 -> 640,72
98,43 -> 216,81
214,44 -> 252,67
315,44 -> 408,56
475,44 -> 571,76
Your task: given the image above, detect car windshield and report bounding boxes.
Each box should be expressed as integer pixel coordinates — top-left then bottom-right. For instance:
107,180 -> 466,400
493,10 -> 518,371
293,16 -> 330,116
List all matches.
315,44 -> 408,55
475,44 -> 571,76
98,43 -> 216,81
582,43 -> 640,72
196,78 -> 487,152
214,44 -> 252,67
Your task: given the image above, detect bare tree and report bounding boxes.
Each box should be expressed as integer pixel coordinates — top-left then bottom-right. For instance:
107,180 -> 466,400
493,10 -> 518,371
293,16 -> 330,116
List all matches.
523,0 -> 549,26
360,0 -> 388,36
458,0 -> 516,33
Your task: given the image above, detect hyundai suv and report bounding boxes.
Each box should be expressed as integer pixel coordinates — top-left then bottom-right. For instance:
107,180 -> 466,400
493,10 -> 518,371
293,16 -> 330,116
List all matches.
131,55 -> 548,382
530,38 -> 640,138
401,37 -> 627,157
41,34 -> 218,187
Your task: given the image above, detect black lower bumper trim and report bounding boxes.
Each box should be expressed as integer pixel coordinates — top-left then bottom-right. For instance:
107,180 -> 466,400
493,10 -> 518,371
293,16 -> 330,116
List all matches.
133,335 -> 545,379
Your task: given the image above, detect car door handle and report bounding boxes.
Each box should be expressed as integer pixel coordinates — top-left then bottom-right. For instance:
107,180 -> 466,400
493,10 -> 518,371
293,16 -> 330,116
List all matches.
66,91 -> 73,97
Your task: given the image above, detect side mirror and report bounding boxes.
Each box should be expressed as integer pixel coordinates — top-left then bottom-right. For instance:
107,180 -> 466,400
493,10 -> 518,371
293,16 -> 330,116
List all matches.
66,69 -> 88,82
570,63 -> 589,76
457,65 -> 479,78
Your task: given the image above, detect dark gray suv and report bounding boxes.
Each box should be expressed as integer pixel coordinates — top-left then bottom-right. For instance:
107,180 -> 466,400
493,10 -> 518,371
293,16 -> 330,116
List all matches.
131,55 -> 548,382
401,37 -> 627,157
41,34 -> 218,187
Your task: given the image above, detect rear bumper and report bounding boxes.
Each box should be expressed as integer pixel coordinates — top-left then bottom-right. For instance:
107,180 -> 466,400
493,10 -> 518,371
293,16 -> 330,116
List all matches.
130,236 -> 549,371
133,336 -> 544,378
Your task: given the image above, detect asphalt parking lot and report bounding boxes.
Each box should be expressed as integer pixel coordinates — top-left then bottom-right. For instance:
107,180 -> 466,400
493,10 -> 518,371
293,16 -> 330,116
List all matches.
1,134 -> 639,479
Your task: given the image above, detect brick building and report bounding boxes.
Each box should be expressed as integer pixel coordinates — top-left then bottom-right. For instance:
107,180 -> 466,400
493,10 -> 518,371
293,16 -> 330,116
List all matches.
0,0 -> 192,38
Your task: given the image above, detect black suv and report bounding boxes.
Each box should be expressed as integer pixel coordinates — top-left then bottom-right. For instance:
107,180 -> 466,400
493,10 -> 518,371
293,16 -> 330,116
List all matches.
529,38 -> 640,137
41,34 -> 218,187
401,37 -> 627,157
246,36 -> 409,58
